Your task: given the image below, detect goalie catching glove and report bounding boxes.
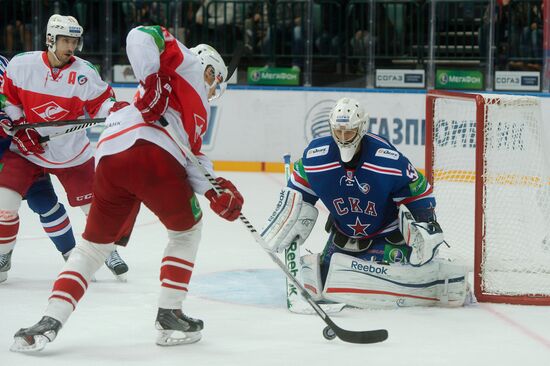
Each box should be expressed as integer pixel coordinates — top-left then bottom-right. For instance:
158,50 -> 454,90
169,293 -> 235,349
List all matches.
261,187 -> 318,253
205,177 -> 244,221
398,204 -> 445,266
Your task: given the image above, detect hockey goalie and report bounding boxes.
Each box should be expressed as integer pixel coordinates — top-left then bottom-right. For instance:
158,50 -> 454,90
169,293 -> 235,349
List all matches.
262,97 -> 471,309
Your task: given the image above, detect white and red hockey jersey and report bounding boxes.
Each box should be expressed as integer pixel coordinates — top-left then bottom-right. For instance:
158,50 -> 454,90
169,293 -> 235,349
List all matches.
97,26 -> 215,194
2,52 -> 115,168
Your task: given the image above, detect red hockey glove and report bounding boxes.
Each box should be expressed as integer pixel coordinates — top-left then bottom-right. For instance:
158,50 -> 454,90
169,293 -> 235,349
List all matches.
11,118 -> 44,155
204,177 -> 244,221
0,111 -> 12,138
134,73 -> 172,123
109,101 -> 130,114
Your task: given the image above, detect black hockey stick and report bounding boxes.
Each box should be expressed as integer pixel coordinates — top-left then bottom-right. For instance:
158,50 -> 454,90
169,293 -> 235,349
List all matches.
158,117 -> 388,344
13,44 -> 243,133
11,117 -> 106,131
37,119 -> 122,143
226,42 -> 244,81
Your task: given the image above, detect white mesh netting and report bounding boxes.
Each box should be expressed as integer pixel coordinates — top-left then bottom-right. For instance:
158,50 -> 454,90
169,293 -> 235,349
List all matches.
430,94 -> 550,299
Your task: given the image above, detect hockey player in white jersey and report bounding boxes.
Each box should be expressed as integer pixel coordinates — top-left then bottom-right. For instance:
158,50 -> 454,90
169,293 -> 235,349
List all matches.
0,15 -> 131,282
11,25 -> 244,352
262,97 -> 471,310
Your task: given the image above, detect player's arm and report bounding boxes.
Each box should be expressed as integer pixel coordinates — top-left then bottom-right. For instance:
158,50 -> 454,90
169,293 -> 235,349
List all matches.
392,159 -> 444,266
126,25 -> 171,123
261,159 -> 319,253
1,62 -> 24,121
0,62 -> 44,155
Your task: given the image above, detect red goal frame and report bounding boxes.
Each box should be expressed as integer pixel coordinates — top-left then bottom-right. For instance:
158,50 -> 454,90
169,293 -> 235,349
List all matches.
425,90 -> 550,305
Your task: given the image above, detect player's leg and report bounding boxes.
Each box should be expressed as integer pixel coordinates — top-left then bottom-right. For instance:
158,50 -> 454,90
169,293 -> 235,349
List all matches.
127,142 -> 204,345
52,158 -> 129,280
0,152 -> 42,283
25,175 -> 75,258
0,187 -> 22,283
12,154 -> 141,352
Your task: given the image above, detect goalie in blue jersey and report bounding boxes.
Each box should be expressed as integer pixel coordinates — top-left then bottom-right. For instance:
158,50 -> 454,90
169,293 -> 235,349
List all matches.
262,97 -> 471,308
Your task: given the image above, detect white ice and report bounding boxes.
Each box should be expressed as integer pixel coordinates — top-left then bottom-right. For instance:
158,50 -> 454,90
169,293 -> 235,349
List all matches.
1,172 -> 549,366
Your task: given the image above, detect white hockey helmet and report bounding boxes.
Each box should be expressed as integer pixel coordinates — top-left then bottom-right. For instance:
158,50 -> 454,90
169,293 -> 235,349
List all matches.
190,44 -> 228,101
328,97 -> 367,162
46,14 -> 84,53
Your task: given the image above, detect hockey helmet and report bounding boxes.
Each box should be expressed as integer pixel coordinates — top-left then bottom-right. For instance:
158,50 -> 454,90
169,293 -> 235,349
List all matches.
328,97 -> 367,162
46,14 -> 84,53
190,44 -> 228,101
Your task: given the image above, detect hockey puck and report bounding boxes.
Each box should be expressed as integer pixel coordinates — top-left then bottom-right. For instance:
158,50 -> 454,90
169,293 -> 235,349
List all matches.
322,326 -> 336,340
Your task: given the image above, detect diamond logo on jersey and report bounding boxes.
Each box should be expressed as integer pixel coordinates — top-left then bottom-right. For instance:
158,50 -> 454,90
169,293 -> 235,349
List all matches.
31,101 -> 70,121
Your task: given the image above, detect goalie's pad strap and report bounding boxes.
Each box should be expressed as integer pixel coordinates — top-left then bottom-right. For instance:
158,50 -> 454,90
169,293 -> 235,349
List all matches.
300,253 -> 323,301
322,253 -> 470,308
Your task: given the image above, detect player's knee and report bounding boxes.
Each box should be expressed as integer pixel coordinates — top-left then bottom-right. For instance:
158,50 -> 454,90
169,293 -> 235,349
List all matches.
0,187 -> 23,214
76,240 -> 114,265
167,221 -> 203,247
26,194 -> 60,216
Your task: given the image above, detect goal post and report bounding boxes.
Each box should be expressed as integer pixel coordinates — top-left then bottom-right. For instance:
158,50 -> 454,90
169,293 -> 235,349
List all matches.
425,90 -> 550,305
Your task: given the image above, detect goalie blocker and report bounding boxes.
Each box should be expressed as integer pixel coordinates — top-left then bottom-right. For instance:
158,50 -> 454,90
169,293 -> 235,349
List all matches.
261,187 -> 318,253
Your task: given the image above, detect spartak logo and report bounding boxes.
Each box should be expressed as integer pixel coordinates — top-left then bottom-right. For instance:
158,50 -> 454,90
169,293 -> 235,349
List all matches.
31,101 -> 70,121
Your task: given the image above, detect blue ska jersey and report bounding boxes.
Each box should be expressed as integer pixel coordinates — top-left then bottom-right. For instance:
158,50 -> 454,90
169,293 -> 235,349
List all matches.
289,133 -> 435,240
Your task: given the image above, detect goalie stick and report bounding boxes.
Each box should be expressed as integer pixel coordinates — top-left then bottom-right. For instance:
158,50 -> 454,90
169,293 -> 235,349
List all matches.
282,154 -> 345,315
159,117 -> 388,344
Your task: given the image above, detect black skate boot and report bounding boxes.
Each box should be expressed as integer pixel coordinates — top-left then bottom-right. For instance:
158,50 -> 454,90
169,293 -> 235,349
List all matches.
10,316 -> 62,353
0,249 -> 13,283
155,308 -> 203,346
105,249 -> 129,282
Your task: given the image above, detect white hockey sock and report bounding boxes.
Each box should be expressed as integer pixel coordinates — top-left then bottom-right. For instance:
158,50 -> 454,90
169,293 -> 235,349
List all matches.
0,188 -> 23,255
158,223 -> 202,309
45,240 -> 114,324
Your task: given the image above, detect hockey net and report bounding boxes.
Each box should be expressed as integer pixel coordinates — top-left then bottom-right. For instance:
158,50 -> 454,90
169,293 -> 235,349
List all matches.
426,90 -> 550,305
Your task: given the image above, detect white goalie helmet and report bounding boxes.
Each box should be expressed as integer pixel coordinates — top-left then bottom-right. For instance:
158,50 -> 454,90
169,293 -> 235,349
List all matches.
190,44 -> 228,101
328,97 -> 368,162
46,14 -> 84,53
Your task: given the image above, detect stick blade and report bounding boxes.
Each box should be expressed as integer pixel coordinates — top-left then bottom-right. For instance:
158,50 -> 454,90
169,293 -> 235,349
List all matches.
336,328 -> 389,344
326,318 -> 388,344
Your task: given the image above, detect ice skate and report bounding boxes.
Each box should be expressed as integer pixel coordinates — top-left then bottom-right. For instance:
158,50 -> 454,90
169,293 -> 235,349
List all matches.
0,250 -> 13,283
155,308 -> 203,346
105,249 -> 128,282
10,316 -> 62,353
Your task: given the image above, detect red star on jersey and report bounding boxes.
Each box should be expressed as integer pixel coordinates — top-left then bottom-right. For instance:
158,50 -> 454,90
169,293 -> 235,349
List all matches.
347,217 -> 370,237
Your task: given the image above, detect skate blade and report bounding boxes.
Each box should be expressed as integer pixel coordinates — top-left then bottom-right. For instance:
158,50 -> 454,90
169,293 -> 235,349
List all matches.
115,273 -> 127,282
10,335 -> 50,353
156,330 -> 202,346
0,272 -> 7,283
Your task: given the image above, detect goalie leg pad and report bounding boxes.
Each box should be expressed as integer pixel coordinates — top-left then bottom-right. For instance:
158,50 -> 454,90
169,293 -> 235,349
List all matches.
322,253 -> 470,308
261,188 -> 318,253
300,253 -> 323,301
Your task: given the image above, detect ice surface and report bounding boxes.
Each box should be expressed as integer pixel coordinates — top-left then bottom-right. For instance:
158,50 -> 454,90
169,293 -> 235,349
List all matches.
1,172 -> 549,365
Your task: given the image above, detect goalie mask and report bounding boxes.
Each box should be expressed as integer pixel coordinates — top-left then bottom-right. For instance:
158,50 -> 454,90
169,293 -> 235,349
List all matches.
328,98 -> 367,162
46,14 -> 84,53
190,44 -> 228,101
